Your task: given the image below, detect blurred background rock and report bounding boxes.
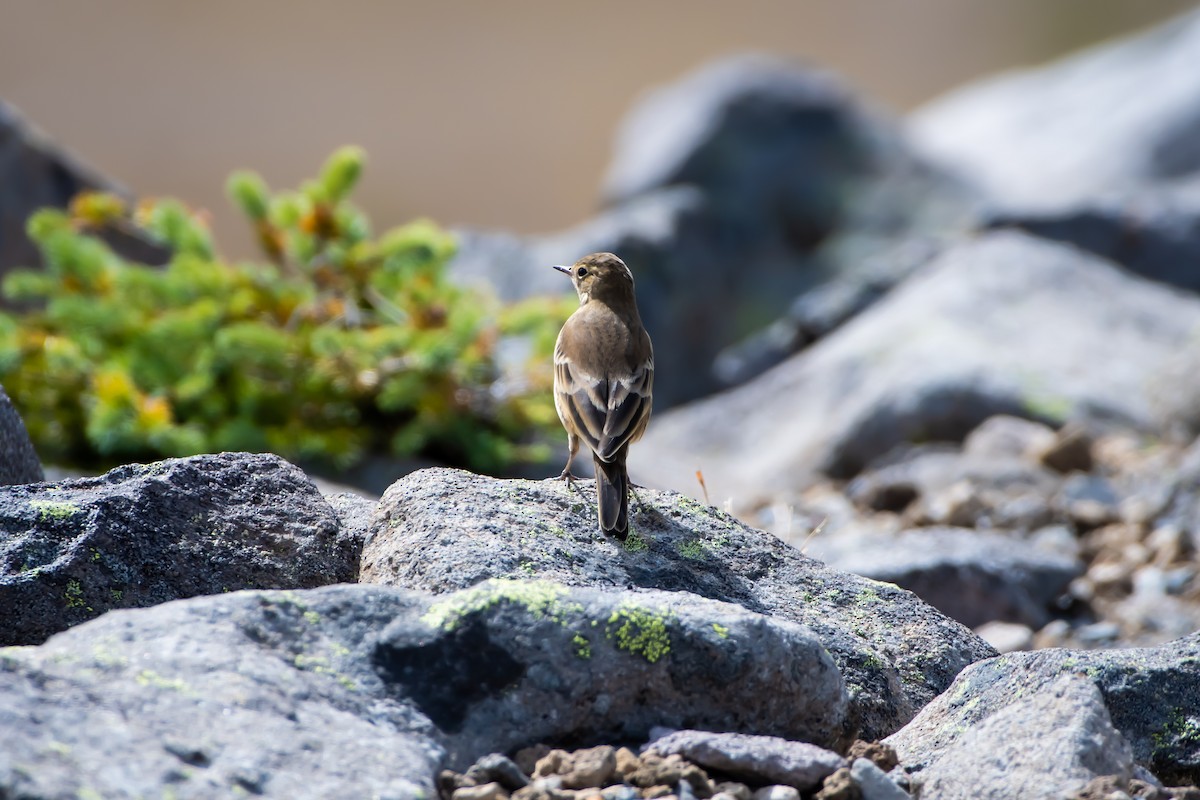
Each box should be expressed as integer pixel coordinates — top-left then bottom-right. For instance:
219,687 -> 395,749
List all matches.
0,0 -> 1192,259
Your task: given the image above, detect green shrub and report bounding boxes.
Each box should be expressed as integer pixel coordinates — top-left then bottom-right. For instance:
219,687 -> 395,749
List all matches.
0,147 -> 573,474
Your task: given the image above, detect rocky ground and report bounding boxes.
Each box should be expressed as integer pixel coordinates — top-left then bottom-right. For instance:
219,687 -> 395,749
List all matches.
2,453 -> 1199,798
5,6 -> 1200,800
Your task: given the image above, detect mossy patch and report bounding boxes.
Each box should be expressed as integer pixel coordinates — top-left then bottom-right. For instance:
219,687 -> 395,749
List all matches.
572,634 -> 592,659
623,531 -> 649,553
606,603 -> 673,663
421,579 -> 570,631
64,579 -> 86,609
1152,708 -> 1200,757
30,499 -> 80,521
135,669 -> 190,693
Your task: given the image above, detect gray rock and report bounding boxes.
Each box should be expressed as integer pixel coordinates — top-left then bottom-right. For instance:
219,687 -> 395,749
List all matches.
360,467 -> 996,742
0,452 -> 357,645
751,787 -> 799,800
962,414 -> 1056,461
629,232 -> 1200,508
645,730 -> 845,792
0,579 -> 857,797
465,754 -> 530,791
909,8 -> 1200,207
807,526 -> 1081,629
849,758 -> 909,800
885,635 -> 1200,786
1055,474 -> 1120,528
973,621 -> 1034,654
398,581 -> 846,764
984,176 -> 1200,298
0,585 -> 442,799
602,54 -> 971,232
0,384 -> 42,484
323,490 -> 378,567
894,674 -> 1133,800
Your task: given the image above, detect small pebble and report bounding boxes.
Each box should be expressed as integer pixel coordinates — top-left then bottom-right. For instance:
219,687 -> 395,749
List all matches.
560,745 -> 616,790
751,786 -> 799,800
515,744 -> 553,778
850,759 -> 909,800
600,786 -> 639,800
467,754 -> 531,791
453,782 -> 509,800
534,750 -> 573,779
613,747 -> 641,779
844,742 -> 898,774
974,620 -> 1034,653
813,767 -> 858,800
1077,620 -> 1121,644
713,784 -> 751,800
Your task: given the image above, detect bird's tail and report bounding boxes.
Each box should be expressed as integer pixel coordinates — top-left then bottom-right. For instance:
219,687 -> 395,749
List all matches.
594,454 -> 629,539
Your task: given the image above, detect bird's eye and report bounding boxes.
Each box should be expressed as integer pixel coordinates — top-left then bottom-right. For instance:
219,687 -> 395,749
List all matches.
577,267 -> 589,278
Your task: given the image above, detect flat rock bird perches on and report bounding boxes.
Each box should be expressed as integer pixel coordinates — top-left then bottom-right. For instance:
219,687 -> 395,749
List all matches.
552,253 -> 654,539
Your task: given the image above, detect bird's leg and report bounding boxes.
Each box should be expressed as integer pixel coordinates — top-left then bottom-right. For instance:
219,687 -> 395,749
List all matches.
628,482 -> 644,515
557,435 -> 580,483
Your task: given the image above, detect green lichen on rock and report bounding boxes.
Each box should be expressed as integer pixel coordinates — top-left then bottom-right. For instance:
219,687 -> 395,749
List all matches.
421,579 -> 570,631
606,603 -> 673,663
134,669 -> 190,694
63,579 -> 85,609
30,499 -> 80,521
623,531 -> 649,554
572,634 -> 592,659
1153,708 -> 1200,757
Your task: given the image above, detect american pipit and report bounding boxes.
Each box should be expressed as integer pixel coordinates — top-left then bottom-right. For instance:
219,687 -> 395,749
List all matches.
552,252 -> 654,539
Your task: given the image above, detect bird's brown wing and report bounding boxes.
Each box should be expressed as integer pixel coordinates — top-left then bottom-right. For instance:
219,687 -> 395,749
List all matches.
554,341 -> 608,456
555,340 -> 653,464
596,353 -> 652,461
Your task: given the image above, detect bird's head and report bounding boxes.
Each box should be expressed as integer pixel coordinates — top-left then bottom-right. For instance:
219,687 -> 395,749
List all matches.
553,252 -> 635,305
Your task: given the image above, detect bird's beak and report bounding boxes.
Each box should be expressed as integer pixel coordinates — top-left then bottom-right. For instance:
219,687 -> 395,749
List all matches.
552,264 -> 572,275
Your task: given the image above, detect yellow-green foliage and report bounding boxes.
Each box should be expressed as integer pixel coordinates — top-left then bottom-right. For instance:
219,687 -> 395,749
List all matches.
0,148 -> 574,473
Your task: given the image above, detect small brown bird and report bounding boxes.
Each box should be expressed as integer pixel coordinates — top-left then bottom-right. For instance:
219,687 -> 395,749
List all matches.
553,252 -> 654,538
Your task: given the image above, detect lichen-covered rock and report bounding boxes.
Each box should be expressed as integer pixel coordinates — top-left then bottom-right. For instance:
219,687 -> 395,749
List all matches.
0,581 -> 849,796
383,580 -> 848,762
807,526 -> 1081,629
0,452 -> 357,645
885,636 -> 1200,786
0,585 -> 441,799
894,674 -> 1133,800
361,468 -> 995,741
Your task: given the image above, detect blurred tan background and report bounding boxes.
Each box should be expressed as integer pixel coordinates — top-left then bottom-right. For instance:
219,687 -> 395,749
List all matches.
1,0 -> 1193,258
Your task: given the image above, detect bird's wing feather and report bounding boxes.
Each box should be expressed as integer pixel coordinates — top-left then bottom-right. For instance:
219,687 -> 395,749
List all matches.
555,343 -> 608,454
555,325 -> 653,463
596,355 -> 653,461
